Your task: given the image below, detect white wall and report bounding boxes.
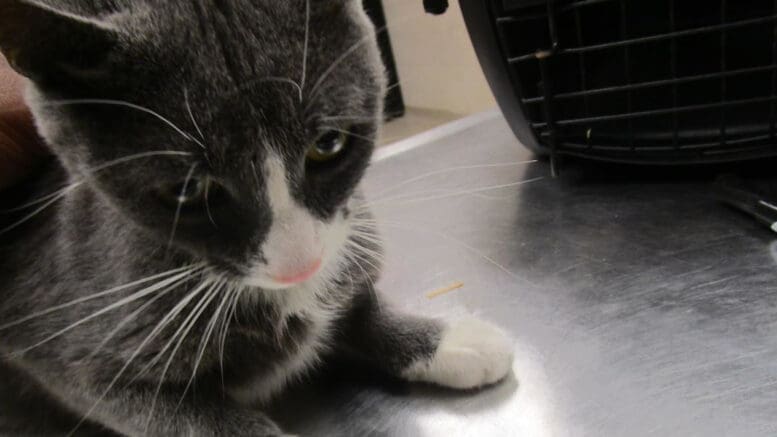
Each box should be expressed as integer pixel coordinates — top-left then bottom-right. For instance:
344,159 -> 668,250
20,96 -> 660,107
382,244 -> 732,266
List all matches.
383,0 -> 497,115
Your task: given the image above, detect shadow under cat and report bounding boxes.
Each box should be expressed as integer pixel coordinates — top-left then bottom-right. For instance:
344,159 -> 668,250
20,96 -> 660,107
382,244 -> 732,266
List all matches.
268,357 -> 518,436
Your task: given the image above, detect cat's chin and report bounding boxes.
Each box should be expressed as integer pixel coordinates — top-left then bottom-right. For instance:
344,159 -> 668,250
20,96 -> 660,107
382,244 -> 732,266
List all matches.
240,274 -> 323,291
241,276 -> 301,291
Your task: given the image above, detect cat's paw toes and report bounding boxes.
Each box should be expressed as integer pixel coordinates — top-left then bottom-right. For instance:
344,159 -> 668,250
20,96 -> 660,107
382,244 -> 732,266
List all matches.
402,318 -> 514,389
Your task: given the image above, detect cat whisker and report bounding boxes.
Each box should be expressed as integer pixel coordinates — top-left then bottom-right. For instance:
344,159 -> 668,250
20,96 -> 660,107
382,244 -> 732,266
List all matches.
344,268 -> 356,291
320,126 -> 375,143
86,150 -> 193,174
204,179 -> 218,228
349,220 -> 380,231
306,11 -> 428,110
348,221 -> 380,236
379,218 -> 541,289
351,213 -> 539,287
350,229 -> 385,244
183,88 -> 206,141
348,231 -> 383,249
349,226 -> 381,241
176,278 -> 232,410
344,236 -> 383,264
226,77 -> 302,104
308,82 -> 400,124
167,163 -> 199,251
68,276 -> 214,436
218,285 -> 243,392
367,187 -> 517,207
345,241 -> 384,267
0,184 -> 79,235
343,250 -> 376,292
126,280 -> 215,385
305,23 -> 391,111
250,161 -> 261,189
269,78 -> 305,103
385,81 -> 401,94
371,160 -> 539,199
7,267 -> 203,357
358,177 -> 546,210
1,150 -> 191,231
1,181 -> 83,213
318,114 -> 376,123
299,0 -> 311,102
0,264 -> 201,331
88,275 -> 194,360
358,188 -> 467,209
346,243 -> 383,265
349,233 -> 381,248
345,245 -> 382,274
44,99 -> 206,149
305,20 -> 409,112
145,279 -> 225,431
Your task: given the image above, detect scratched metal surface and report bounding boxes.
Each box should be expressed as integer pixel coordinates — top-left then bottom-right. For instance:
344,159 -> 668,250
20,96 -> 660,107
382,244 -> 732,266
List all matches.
271,111 -> 777,436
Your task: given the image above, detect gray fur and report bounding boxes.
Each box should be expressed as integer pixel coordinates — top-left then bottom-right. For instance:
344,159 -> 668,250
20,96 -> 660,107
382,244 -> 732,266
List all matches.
0,1 -> 445,435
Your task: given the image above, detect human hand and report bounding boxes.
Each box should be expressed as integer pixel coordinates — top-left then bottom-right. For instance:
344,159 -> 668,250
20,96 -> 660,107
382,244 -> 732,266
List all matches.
0,54 -> 45,190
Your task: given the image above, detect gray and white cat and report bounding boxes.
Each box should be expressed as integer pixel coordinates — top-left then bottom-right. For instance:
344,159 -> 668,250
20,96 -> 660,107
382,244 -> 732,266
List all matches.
0,0 -> 513,435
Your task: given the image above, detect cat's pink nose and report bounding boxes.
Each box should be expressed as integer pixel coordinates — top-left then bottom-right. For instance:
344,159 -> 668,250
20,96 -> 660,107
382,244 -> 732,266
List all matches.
272,258 -> 322,285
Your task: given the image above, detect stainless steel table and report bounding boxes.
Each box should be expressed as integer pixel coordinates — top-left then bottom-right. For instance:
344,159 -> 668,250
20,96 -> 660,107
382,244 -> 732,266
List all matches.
272,110 -> 777,436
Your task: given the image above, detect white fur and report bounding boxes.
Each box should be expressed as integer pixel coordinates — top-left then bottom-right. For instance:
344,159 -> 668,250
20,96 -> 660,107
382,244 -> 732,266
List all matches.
229,220 -> 352,404
402,318 -> 514,389
231,159 -> 356,403
245,156 -> 323,289
229,284 -> 338,404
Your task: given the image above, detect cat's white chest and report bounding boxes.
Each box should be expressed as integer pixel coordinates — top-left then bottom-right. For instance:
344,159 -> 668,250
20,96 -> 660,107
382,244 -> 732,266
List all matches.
229,284 -> 340,405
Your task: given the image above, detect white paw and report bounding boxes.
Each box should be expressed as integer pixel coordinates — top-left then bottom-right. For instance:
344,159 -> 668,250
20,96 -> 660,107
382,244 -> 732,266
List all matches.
402,318 -> 514,389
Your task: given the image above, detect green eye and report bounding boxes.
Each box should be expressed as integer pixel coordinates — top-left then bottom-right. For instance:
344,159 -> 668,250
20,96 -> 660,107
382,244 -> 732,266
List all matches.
307,129 -> 348,162
158,178 -> 207,207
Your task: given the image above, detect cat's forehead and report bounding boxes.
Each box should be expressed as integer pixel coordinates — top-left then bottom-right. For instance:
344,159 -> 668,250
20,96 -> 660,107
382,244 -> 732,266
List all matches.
139,0 -> 378,122
146,1 -> 368,82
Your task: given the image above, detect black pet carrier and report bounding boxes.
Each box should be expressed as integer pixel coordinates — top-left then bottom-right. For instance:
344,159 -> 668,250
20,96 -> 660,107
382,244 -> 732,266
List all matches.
461,0 -> 777,165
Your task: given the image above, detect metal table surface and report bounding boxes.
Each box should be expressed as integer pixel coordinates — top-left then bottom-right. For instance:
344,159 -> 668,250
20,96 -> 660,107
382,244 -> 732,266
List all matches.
270,110 -> 777,437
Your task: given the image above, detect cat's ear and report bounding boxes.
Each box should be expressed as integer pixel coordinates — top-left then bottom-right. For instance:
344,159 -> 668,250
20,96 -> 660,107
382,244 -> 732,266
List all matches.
0,0 -> 118,85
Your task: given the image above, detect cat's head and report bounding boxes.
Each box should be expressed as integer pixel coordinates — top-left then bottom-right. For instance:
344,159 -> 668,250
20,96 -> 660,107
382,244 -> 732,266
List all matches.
0,0 -> 385,289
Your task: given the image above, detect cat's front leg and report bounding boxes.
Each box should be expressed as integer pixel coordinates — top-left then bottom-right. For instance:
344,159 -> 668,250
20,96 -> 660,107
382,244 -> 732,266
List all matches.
401,317 -> 515,389
338,290 -> 514,389
73,384 -> 284,437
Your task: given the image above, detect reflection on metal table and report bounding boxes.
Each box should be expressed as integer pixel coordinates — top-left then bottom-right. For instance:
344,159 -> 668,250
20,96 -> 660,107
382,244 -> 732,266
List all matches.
271,109 -> 777,437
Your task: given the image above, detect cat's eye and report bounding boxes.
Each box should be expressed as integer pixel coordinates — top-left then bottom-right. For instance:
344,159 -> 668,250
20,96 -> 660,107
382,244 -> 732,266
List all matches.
158,178 -> 208,207
306,129 -> 349,162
